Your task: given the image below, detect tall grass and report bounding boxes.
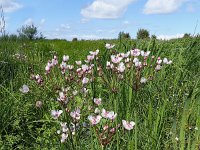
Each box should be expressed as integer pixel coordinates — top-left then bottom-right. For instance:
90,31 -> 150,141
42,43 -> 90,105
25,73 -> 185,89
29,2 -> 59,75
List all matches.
0,36 -> 200,149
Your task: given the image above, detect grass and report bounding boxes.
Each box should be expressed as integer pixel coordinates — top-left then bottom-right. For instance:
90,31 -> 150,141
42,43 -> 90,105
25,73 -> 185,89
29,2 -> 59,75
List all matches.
0,37 -> 200,149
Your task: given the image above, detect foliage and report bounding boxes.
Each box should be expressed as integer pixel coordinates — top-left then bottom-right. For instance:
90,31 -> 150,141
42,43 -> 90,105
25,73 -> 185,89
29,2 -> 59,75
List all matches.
0,37 -> 200,149
17,24 -> 44,40
118,31 -> 131,39
137,28 -> 150,39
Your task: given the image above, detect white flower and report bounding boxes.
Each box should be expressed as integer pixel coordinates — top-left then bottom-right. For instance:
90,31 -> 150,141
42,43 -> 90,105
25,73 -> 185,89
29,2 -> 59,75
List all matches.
94,108 -> 100,114
167,60 -> 172,64
94,98 -> 102,105
163,58 -> 168,64
51,110 -> 63,119
117,62 -> 125,73
141,51 -> 150,57
82,77 -> 89,85
140,77 -> 147,84
73,90 -> 78,96
61,133 -> 68,143
105,43 -> 115,49
135,61 -> 142,68
175,137 -> 179,141
122,120 -> 135,130
63,55 -> 69,62
19,85 -> 29,93
88,115 -> 102,125
155,65 -> 162,71
75,61 -> 82,65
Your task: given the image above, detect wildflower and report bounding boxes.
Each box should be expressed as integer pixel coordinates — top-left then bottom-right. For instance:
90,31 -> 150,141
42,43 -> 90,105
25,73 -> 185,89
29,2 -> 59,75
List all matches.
141,51 -> 150,57
82,64 -> 89,72
70,108 -> 81,120
157,57 -> 162,65
35,101 -> 42,108
94,108 -> 100,114
75,61 -> 82,65
61,133 -> 68,143
88,115 -> 102,125
101,109 -> 110,118
155,65 -> 162,71
122,120 -> 135,130
107,111 -> 117,120
19,85 -> 29,93
175,137 -> 179,141
117,62 -> 125,73
140,77 -> 147,84
63,55 -> 69,62
82,77 -> 89,85
111,55 -> 122,64
51,110 -> 63,119
94,98 -> 102,106
73,90 -> 78,96
131,49 -> 140,56
105,43 -> 115,49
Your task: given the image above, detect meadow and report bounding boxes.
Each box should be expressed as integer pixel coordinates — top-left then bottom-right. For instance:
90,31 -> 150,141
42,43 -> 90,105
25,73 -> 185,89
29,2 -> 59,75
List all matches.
0,36 -> 200,150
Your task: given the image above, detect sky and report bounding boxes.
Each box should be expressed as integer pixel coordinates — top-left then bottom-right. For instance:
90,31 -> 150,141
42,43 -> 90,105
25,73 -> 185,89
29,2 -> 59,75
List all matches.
0,0 -> 200,40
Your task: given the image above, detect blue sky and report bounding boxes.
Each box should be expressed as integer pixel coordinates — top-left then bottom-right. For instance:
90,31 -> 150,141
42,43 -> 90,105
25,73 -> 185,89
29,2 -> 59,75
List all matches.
0,0 -> 200,40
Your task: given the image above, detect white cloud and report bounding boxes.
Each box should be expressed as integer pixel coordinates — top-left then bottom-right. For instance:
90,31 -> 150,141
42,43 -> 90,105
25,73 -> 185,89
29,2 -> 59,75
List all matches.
81,0 -> 136,19
24,18 -> 33,25
143,0 -> 186,14
0,0 -> 23,13
157,33 -> 184,40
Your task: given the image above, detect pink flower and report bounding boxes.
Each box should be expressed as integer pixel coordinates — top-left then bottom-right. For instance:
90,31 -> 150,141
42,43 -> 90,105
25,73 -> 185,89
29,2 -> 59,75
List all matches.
155,65 -> 162,71
141,51 -> 150,57
63,55 -> 69,62
19,85 -> 29,93
117,62 -> 125,73
107,111 -> 117,120
122,120 -> 135,130
82,77 -> 89,85
94,98 -> 102,105
51,110 -> 63,119
88,115 -> 102,125
101,109 -> 110,118
70,108 -> 81,120
105,43 -> 115,49
131,49 -> 140,56
82,64 -> 88,72
61,133 -> 68,143
111,55 -> 122,64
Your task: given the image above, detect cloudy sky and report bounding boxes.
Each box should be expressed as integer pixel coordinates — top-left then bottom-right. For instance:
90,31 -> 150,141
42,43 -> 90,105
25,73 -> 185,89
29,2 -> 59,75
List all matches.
0,0 -> 200,40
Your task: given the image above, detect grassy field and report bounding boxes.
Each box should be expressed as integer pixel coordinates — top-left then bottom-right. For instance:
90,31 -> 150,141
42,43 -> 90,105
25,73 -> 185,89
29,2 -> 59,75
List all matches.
0,37 -> 200,149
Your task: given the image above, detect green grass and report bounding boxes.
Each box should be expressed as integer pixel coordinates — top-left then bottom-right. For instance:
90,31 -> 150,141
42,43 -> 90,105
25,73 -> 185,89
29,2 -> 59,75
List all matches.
0,37 -> 200,149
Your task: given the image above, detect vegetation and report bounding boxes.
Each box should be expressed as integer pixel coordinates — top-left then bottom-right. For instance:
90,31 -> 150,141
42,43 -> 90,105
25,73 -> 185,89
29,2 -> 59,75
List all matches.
0,34 -> 200,149
137,29 -> 150,39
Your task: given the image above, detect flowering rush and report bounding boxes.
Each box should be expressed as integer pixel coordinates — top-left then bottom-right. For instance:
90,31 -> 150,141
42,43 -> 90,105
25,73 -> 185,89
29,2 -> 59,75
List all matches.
51,110 -> 63,119
19,85 -> 29,93
122,120 -> 135,130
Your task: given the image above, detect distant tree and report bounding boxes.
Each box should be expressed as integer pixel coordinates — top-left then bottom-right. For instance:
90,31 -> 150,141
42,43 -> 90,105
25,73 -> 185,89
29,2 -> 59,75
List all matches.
137,29 -> 150,39
72,37 -> 78,42
17,24 -> 38,40
151,34 -> 157,39
118,31 -> 131,39
183,33 -> 191,38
